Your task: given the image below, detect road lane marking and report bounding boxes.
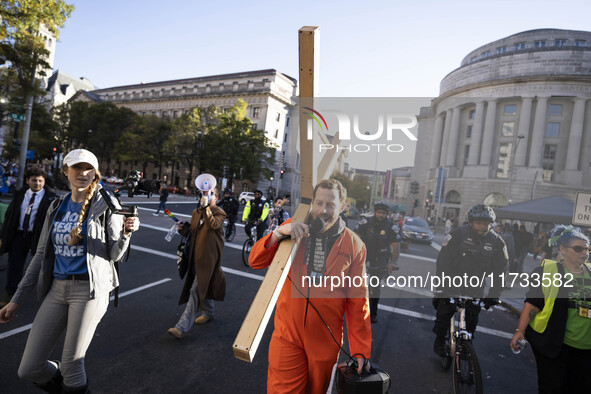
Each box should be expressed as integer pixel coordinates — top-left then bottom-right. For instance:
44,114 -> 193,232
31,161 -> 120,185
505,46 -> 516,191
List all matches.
431,241 -> 442,251
377,304 -> 513,339
129,246 -> 263,280
0,278 -> 172,340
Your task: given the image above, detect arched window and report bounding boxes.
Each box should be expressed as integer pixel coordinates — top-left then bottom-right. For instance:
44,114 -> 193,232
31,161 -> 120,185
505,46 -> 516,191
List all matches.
483,193 -> 508,208
445,190 -> 461,204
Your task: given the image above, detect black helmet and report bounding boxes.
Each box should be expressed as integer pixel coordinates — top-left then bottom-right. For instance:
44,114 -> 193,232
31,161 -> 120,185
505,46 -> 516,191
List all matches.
374,201 -> 390,213
223,188 -> 231,194
254,189 -> 263,195
468,204 -> 496,222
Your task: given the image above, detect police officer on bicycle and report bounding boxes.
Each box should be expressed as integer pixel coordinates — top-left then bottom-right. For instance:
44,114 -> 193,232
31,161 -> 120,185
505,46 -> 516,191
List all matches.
218,188 -> 239,241
356,202 -> 401,324
432,203 -> 508,356
242,190 -> 269,240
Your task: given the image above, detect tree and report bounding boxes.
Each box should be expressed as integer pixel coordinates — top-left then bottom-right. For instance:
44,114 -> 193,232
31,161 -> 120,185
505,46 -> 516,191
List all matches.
206,99 -> 275,190
115,114 -> 168,176
166,106 -> 213,187
331,172 -> 372,208
0,0 -> 74,186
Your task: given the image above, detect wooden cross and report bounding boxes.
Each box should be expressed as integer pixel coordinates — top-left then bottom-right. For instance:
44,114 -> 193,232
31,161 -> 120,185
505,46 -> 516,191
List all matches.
232,26 -> 342,362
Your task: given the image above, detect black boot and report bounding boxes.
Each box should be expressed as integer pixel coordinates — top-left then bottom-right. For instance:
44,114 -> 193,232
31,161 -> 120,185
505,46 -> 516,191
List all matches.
33,368 -> 63,394
433,335 -> 446,357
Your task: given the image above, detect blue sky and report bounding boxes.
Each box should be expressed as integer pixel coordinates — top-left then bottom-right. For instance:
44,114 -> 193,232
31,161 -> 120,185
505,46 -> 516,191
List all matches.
54,0 -> 591,97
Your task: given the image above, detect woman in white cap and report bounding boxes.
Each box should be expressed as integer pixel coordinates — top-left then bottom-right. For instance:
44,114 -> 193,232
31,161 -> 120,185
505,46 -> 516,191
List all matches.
0,149 -> 139,393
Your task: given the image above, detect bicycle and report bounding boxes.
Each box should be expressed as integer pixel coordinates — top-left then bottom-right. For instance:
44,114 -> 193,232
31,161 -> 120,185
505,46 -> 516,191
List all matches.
241,221 -> 259,267
439,297 -> 484,394
223,217 -> 236,242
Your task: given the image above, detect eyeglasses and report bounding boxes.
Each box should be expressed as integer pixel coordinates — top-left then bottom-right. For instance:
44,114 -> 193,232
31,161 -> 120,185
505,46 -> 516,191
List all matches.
568,245 -> 591,253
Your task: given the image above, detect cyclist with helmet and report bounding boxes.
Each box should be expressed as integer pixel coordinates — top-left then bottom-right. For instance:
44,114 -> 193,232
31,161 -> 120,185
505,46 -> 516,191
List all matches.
432,203 -> 508,356
241,190 -> 269,240
218,189 -> 239,241
356,202 -> 401,323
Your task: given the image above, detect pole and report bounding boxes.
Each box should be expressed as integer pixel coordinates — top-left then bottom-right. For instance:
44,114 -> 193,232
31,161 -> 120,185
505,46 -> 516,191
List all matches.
17,94 -> 34,189
507,135 -> 524,205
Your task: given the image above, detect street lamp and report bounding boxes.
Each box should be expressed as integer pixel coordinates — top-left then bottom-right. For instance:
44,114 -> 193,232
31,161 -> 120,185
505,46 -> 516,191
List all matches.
507,134 -> 525,205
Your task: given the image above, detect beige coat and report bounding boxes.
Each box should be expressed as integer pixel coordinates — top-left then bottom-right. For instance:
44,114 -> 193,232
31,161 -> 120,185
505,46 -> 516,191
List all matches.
178,205 -> 226,305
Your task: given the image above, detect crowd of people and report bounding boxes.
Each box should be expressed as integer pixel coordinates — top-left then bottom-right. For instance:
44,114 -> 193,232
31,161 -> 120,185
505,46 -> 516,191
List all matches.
0,153 -> 589,393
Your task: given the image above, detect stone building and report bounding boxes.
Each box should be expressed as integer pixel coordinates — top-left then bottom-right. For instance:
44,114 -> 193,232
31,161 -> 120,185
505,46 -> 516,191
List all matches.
412,28 -> 591,221
70,69 -> 297,196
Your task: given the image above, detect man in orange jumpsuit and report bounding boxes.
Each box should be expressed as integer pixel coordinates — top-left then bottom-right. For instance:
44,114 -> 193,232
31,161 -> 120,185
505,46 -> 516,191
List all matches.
249,179 -> 372,393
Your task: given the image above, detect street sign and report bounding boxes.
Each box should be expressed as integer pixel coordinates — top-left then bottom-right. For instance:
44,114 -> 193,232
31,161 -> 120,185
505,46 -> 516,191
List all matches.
26,150 -> 34,160
10,113 -> 25,122
572,192 -> 591,226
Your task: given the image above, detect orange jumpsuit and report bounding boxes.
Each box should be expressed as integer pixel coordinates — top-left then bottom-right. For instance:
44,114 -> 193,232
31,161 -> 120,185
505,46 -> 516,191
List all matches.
249,218 -> 372,394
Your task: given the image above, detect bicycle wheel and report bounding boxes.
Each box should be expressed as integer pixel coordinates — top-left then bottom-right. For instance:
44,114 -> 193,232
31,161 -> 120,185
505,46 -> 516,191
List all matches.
226,222 -> 236,242
452,341 -> 483,394
440,337 -> 452,370
242,238 -> 254,267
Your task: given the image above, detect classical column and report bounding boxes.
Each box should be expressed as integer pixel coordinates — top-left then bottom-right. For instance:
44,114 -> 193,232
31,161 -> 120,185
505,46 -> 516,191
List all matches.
467,101 -> 485,165
565,98 -> 587,170
528,97 -> 548,168
429,114 -> 445,169
479,100 -> 497,166
445,107 -> 461,167
514,97 -> 533,166
439,109 -> 452,167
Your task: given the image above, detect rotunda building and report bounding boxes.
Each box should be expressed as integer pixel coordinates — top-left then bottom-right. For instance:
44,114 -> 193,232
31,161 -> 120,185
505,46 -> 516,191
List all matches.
412,28 -> 591,220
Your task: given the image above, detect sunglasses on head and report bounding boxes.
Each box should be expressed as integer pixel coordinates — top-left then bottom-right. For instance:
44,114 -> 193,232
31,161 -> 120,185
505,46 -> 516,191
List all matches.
569,245 -> 591,253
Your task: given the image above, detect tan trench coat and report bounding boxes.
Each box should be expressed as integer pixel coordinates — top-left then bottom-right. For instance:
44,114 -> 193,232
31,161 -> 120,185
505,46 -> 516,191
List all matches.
178,205 -> 226,305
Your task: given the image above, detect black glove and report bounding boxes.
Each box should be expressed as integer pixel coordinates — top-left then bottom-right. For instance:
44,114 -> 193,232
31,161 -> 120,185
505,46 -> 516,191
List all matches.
483,297 -> 499,310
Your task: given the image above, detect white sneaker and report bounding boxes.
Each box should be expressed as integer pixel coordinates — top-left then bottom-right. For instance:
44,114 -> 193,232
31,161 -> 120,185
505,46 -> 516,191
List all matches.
152,213 -> 159,216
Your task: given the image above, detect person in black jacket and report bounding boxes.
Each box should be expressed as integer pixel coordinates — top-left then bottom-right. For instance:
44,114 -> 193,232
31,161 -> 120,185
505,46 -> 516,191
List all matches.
432,204 -> 508,356
0,168 -> 56,307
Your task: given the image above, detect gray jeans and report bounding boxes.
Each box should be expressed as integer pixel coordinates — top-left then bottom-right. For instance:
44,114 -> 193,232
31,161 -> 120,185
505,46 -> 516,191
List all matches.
175,277 -> 214,333
18,279 -> 109,387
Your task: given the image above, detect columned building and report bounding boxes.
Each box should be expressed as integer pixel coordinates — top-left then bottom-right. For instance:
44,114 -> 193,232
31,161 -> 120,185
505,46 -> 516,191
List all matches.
413,29 -> 591,221
70,69 -> 297,195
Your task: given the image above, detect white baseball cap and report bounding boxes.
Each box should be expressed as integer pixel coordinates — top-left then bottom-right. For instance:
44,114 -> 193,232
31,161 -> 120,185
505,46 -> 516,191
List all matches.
63,149 -> 99,171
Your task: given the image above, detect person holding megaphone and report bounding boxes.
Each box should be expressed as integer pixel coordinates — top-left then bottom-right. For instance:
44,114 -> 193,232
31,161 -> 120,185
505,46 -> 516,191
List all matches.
167,175 -> 226,340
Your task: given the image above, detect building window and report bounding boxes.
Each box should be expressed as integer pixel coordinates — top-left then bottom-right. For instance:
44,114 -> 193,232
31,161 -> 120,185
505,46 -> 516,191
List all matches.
554,39 -> 567,47
286,117 -> 290,127
284,132 -> 288,143
253,107 -> 260,118
496,46 -> 506,54
274,129 -> 279,138
173,110 -> 178,118
575,39 -> 587,47
276,112 -> 281,122
546,122 -> 560,137
463,145 -> 470,165
514,42 -> 526,50
504,104 -> 517,115
481,51 -> 490,59
251,123 -> 258,130
534,40 -> 546,48
502,122 -> 515,136
548,104 -> 562,116
466,125 -> 473,138
470,56 -> 477,63
542,144 -> 557,182
496,142 -> 513,179
469,109 -> 476,119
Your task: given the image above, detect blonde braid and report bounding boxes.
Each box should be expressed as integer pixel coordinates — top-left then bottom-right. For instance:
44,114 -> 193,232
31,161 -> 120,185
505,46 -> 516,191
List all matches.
67,173 -> 101,246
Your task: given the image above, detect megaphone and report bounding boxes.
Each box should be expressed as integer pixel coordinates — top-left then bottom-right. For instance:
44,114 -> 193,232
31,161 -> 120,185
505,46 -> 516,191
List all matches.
195,173 -> 217,201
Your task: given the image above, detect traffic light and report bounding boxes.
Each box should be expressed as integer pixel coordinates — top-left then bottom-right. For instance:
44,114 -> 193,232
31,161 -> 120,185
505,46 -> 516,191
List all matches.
280,169 -> 285,179
13,138 -> 21,153
413,199 -> 418,208
425,198 -> 430,207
